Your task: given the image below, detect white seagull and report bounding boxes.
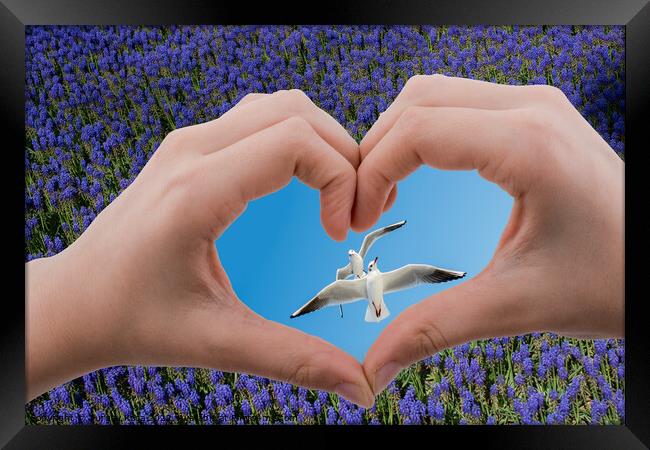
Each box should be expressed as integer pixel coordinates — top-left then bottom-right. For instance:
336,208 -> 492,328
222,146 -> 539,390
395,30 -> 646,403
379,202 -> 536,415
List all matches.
334,219 -> 406,318
336,220 -> 407,281
290,257 -> 466,323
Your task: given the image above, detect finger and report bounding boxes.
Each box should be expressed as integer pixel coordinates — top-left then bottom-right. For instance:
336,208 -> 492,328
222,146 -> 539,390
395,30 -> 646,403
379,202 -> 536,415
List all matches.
188,89 -> 360,168
229,92 -> 269,110
352,106 -> 531,231
360,74 -> 546,157
358,121 -> 396,215
383,185 -> 397,212
353,183 -> 398,224
363,269 -> 541,395
210,307 -> 374,408
197,116 -> 357,241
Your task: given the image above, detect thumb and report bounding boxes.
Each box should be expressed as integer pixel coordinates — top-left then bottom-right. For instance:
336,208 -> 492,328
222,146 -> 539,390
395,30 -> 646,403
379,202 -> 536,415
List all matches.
363,268 -> 540,394
204,305 -> 375,408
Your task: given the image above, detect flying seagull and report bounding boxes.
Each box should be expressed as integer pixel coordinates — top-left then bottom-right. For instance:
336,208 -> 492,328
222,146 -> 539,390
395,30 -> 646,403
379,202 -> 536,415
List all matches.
336,220 -> 407,281
290,257 -> 466,323
334,219 -> 406,318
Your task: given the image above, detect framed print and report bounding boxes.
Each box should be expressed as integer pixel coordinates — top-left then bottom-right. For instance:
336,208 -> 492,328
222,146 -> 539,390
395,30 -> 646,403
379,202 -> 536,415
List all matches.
2,0 -> 649,448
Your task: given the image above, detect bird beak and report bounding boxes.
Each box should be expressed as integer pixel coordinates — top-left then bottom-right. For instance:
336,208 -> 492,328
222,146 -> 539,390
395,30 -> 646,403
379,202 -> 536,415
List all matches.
374,257 -> 378,264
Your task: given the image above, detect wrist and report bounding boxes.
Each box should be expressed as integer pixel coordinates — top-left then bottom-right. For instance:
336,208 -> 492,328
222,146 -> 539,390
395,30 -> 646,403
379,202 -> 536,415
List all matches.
26,248 -> 119,400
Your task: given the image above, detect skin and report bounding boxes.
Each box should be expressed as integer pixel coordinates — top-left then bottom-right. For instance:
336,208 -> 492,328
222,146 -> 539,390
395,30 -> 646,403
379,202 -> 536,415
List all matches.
26,89 -> 375,407
26,75 -> 624,408
353,74 -> 624,396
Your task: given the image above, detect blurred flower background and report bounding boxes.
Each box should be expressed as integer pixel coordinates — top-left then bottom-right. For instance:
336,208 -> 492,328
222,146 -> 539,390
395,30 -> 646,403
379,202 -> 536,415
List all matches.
25,25 -> 624,425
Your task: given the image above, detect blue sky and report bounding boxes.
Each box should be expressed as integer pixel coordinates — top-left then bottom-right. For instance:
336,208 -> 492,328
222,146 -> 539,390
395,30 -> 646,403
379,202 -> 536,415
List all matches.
217,166 -> 513,361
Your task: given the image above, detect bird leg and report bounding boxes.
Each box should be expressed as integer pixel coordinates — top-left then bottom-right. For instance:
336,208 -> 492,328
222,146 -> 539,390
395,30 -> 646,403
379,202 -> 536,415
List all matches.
339,304 -> 344,318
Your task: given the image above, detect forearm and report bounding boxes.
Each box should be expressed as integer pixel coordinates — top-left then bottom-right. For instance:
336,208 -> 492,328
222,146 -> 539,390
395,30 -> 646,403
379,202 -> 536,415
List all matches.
25,252 -> 117,401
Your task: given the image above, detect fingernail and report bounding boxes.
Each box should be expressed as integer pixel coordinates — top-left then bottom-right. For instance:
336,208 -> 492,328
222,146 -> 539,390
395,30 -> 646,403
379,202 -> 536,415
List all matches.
373,361 -> 401,394
335,383 -> 371,407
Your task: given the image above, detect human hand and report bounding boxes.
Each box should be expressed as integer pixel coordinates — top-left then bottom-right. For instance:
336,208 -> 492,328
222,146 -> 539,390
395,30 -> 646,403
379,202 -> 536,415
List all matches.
354,75 -> 624,395
26,90 -> 376,407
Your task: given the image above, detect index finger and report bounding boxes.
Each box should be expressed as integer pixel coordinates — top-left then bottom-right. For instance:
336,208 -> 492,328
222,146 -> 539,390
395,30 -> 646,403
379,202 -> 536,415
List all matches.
194,89 -> 360,168
196,116 -> 358,241
352,106 -> 523,231
360,75 -> 539,159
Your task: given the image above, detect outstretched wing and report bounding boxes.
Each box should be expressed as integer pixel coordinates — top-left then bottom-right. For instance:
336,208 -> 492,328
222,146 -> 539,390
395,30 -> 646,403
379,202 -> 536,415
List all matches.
382,264 -> 466,294
335,263 -> 353,280
290,278 -> 367,318
358,220 -> 407,259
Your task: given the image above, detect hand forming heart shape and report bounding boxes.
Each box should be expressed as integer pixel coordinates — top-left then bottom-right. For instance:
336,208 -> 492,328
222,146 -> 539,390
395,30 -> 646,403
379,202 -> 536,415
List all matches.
26,75 -> 624,407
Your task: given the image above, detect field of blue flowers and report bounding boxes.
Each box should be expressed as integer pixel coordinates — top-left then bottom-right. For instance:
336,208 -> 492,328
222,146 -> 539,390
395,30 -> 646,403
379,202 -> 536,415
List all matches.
25,25 -> 625,425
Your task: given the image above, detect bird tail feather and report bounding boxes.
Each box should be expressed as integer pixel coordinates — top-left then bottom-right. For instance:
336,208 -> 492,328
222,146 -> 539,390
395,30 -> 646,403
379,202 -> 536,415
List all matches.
364,303 -> 391,322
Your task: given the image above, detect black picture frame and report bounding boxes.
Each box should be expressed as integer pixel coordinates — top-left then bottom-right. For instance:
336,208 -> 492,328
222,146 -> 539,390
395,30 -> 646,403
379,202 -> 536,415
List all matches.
2,0 -> 648,448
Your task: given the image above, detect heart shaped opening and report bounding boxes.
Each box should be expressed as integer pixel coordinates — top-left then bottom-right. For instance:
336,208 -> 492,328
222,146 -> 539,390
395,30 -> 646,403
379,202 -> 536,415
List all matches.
217,166 -> 513,360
